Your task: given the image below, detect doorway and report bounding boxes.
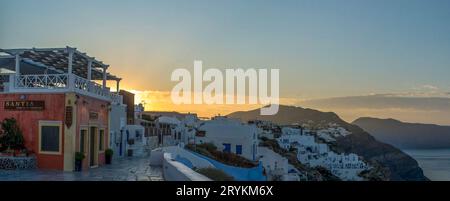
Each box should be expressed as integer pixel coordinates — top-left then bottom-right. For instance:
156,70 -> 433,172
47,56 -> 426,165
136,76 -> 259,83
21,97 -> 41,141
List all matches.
89,126 -> 98,167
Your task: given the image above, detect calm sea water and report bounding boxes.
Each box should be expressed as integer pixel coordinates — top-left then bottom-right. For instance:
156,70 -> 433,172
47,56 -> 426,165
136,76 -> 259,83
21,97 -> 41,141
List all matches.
403,149 -> 450,181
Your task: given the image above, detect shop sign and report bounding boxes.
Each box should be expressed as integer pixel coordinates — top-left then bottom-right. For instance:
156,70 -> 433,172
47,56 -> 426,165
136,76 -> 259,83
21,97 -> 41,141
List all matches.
4,101 -> 45,111
89,111 -> 99,120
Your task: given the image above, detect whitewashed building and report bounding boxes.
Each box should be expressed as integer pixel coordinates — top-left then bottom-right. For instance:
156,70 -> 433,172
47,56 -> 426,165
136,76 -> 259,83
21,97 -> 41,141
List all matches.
109,103 -> 127,158
122,124 -> 147,157
258,147 -> 301,181
195,116 -> 259,161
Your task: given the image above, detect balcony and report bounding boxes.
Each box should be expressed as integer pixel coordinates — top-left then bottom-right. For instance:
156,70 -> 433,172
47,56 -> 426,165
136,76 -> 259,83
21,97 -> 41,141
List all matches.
1,73 -> 122,104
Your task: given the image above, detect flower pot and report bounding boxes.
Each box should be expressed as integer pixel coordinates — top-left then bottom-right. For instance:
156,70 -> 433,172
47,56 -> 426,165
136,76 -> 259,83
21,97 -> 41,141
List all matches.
105,155 -> 112,164
75,160 -> 83,171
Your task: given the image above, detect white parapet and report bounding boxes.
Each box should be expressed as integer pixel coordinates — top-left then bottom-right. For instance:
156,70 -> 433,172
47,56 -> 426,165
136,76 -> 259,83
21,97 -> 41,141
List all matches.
3,73 -> 122,104
162,153 -> 212,181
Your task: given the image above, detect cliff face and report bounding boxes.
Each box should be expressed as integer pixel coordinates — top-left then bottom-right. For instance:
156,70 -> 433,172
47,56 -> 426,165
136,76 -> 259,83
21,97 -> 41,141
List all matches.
228,105 -> 428,181
334,123 -> 427,181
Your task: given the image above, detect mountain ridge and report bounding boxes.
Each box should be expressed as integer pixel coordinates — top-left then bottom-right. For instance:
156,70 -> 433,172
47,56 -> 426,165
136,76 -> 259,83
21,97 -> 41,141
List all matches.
353,117 -> 450,149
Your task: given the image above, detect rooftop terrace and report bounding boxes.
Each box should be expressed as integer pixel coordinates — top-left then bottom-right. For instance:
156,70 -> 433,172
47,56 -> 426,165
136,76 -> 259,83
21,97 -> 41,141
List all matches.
0,47 -> 122,103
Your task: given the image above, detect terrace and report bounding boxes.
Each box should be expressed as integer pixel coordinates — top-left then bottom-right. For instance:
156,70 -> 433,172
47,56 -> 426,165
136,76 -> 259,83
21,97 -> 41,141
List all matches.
0,47 -> 122,104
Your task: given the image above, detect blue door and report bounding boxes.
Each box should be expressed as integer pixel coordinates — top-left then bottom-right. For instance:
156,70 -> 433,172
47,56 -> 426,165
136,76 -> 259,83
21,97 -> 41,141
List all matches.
223,143 -> 231,153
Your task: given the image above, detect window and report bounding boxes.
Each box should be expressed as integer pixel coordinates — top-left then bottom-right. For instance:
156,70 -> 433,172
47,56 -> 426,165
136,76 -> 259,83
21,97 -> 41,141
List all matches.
252,144 -> 256,161
236,145 -> 242,155
99,129 -> 105,152
80,129 -> 87,153
223,143 -> 231,153
196,130 -> 206,137
39,121 -> 62,155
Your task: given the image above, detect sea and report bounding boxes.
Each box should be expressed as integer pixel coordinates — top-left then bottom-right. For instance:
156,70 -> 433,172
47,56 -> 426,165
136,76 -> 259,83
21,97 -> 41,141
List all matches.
403,149 -> 450,181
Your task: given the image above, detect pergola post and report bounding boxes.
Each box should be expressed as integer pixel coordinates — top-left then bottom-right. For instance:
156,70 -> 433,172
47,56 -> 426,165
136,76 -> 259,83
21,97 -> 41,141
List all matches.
15,53 -> 21,76
87,59 -> 92,80
67,47 -> 74,74
116,79 -> 120,92
102,66 -> 107,89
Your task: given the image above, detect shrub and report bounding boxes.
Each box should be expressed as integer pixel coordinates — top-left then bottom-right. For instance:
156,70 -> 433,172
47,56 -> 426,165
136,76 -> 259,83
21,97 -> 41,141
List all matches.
186,143 -> 257,168
196,168 -> 234,181
0,118 -> 25,151
105,149 -> 114,157
197,143 -> 217,152
75,152 -> 85,161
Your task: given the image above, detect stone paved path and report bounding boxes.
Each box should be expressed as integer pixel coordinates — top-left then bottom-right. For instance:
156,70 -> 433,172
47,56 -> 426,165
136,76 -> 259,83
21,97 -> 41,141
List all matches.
0,156 -> 163,181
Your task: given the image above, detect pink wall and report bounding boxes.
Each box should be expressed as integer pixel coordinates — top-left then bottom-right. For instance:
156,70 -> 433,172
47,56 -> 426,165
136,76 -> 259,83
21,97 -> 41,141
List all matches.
0,93 -> 110,170
74,95 -> 109,170
0,93 -> 66,169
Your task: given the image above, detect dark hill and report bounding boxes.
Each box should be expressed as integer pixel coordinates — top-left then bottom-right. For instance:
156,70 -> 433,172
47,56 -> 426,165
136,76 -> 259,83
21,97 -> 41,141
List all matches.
353,117 -> 450,149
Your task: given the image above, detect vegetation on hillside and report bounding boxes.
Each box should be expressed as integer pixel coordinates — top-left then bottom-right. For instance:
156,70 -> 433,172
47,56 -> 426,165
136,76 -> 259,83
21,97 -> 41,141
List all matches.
185,143 -> 257,168
195,167 -> 234,181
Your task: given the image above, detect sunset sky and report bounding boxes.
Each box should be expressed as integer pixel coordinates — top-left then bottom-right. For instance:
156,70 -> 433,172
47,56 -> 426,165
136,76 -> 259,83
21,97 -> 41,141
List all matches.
1,0 -> 450,124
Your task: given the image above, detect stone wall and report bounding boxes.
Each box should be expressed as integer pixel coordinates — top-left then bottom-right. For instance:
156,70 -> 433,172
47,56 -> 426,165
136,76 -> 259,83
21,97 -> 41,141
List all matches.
0,156 -> 37,170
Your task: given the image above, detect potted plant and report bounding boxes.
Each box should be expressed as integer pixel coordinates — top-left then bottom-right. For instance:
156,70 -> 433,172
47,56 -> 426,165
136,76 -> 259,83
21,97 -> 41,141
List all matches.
0,118 -> 25,157
105,149 -> 113,164
74,152 -> 85,171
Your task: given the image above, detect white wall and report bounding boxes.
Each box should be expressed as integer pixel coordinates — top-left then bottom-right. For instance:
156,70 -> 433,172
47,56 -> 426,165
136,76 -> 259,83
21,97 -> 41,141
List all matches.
109,104 -> 126,158
163,146 -> 214,169
162,153 -> 212,181
196,117 -> 258,161
124,125 -> 147,157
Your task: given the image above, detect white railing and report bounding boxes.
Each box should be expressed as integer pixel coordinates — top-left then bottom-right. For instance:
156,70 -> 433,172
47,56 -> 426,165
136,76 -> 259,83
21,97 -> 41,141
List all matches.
4,74 -> 122,104
15,74 -> 69,89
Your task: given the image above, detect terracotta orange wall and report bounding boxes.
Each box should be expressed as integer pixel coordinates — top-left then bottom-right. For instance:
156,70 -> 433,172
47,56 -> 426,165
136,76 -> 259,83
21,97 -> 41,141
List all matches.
1,93 -> 110,171
0,93 -> 66,170
74,95 -> 109,170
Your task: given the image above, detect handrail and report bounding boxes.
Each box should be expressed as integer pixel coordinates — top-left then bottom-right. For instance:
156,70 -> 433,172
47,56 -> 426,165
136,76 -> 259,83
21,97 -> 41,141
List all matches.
7,73 -> 122,104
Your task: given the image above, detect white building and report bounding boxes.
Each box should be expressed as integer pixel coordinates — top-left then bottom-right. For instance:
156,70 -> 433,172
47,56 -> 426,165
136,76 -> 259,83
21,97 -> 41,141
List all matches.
195,116 -> 258,161
278,134 -> 316,150
122,124 -> 147,157
156,116 -> 182,146
109,103 -> 127,159
258,147 -> 301,181
276,124 -> 369,181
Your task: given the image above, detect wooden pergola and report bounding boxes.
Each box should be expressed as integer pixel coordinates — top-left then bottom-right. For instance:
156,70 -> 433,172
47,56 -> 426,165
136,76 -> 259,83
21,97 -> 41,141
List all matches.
0,46 -> 122,91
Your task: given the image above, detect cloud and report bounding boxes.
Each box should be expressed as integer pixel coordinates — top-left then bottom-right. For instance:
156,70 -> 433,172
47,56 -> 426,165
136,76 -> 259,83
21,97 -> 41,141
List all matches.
299,94 -> 450,125
301,94 -> 450,111
419,84 -> 439,90
407,84 -> 449,98
124,89 -> 450,125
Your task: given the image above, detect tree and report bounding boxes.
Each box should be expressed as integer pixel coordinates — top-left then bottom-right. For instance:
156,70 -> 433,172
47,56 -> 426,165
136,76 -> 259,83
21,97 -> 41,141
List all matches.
0,118 -> 25,151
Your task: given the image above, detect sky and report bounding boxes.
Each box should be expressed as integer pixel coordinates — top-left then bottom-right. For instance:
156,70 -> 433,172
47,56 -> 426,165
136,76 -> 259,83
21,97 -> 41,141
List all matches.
1,0 -> 450,124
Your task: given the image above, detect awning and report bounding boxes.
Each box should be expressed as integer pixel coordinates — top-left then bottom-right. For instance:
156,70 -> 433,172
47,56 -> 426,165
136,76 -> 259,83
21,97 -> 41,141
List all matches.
0,67 -> 15,75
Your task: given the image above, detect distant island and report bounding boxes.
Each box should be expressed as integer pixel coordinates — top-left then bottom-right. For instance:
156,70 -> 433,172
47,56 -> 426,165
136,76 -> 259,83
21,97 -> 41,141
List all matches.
353,117 -> 450,149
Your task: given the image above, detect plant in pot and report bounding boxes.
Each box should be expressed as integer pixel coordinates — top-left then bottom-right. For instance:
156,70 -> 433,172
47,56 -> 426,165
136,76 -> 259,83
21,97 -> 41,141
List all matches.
0,118 -> 25,156
74,152 -> 85,171
105,149 -> 113,164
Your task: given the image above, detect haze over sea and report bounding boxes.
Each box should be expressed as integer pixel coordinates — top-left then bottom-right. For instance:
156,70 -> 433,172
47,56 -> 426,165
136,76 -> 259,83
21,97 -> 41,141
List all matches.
403,149 -> 450,181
